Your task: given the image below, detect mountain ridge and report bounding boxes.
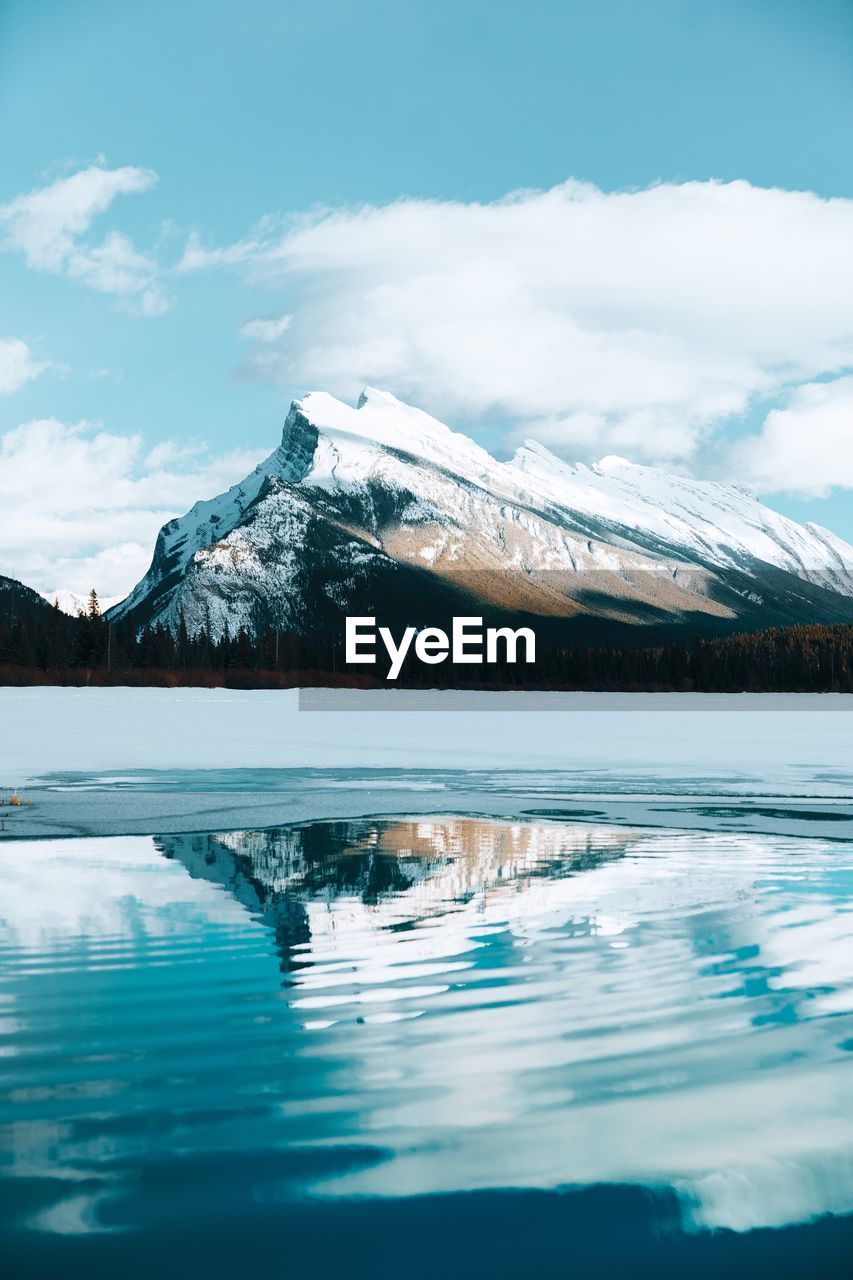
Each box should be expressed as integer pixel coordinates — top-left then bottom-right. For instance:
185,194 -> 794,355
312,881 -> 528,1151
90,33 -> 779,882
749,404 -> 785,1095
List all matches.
108,389 -> 853,641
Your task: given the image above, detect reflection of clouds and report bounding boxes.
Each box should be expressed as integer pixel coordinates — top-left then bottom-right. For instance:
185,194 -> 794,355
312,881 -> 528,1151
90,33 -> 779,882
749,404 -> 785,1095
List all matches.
0,836 -> 253,948
1,821 -> 852,1238
0,992 -> 22,1053
204,819 -> 853,1231
0,837 -> 265,1239
688,1152 -> 853,1233
759,899 -> 853,1015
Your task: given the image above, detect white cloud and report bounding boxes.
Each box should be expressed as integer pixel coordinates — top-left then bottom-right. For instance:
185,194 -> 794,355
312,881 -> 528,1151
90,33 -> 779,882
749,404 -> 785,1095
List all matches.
729,376 -> 853,497
183,179 -> 853,464
239,312 -> 292,342
177,232 -> 251,272
0,418 -> 263,598
0,165 -> 168,313
176,221 -> 277,273
0,337 -> 48,393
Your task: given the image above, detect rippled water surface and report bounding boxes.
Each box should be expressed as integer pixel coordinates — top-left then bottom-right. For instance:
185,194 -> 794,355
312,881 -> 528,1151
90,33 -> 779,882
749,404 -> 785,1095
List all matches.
2,815 -> 853,1278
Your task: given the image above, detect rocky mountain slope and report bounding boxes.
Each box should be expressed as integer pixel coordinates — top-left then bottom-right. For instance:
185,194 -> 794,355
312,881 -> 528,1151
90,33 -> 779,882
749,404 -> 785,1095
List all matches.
109,389 -> 853,639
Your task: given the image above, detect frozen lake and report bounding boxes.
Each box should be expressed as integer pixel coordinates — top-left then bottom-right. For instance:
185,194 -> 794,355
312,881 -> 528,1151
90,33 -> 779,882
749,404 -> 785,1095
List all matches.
2,687 -> 852,840
2,688 -> 852,1276
0,687 -> 852,784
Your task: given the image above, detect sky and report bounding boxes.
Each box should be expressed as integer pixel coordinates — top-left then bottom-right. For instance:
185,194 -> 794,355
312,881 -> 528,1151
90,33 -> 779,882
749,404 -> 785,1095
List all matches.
2,0 -> 853,598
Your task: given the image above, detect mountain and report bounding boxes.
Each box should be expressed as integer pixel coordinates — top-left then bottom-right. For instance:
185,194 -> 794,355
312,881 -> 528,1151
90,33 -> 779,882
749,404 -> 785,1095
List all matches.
511,445 -> 853,598
0,574 -> 58,624
110,388 -> 853,641
44,589 -> 122,618
158,818 -> 631,969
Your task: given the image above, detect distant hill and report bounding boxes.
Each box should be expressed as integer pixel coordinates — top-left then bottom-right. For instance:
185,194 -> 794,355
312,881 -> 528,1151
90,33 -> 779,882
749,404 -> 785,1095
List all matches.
0,575 -> 57,624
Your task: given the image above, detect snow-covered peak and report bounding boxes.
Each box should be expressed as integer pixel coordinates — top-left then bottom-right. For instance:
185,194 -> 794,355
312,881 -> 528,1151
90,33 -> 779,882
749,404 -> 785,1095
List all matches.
507,444 -> 853,578
45,589 -> 123,617
111,386 -> 853,636
298,387 -> 471,457
513,439 -> 569,469
281,390 -> 853,588
593,455 -> 636,474
292,388 -> 514,496
512,439 -> 593,482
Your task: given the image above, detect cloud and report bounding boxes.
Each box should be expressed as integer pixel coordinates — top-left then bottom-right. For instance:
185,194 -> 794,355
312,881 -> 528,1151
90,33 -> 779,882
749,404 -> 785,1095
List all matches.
0,165 -> 168,314
176,218 -> 281,273
0,418 -> 263,598
181,179 -> 853,464
239,313 -> 292,342
178,229 -> 263,272
729,376 -> 853,497
0,338 -> 48,393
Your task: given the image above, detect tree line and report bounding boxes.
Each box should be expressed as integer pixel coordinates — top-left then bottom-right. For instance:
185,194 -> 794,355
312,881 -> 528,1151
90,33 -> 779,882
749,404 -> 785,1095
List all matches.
1,589 -> 853,691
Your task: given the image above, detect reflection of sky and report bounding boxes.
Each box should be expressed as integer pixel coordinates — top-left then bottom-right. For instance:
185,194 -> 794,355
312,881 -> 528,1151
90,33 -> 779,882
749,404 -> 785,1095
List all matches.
0,820 -> 852,1237
0,836 -> 252,945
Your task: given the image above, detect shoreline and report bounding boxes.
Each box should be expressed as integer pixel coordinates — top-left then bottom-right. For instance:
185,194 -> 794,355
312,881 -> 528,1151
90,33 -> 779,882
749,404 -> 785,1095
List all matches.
3,781 -> 852,843
2,688 -> 852,841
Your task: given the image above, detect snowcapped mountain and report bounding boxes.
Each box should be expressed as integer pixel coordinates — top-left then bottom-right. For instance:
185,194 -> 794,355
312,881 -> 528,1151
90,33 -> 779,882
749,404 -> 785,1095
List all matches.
510,444 -> 853,596
44,590 -> 123,618
110,388 -> 853,640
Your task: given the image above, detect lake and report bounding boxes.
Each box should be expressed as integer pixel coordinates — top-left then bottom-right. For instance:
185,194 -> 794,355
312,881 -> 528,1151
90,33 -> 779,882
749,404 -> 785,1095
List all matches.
2,809 -> 852,1277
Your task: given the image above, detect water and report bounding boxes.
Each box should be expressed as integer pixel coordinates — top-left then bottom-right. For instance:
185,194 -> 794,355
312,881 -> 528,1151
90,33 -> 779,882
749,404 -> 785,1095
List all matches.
2,814 -> 852,1277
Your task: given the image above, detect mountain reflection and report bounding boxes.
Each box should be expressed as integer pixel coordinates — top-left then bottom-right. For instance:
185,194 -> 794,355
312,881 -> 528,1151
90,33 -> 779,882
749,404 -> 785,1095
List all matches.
156,817 -> 633,975
1,817 -> 852,1260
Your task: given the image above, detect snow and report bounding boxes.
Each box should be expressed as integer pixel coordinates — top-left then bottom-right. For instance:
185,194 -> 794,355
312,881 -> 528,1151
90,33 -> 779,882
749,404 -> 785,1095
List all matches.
203,390 -> 853,586
511,441 -> 853,579
108,387 -> 853,636
45,589 -> 122,617
302,387 -> 510,492
1,686 -> 852,791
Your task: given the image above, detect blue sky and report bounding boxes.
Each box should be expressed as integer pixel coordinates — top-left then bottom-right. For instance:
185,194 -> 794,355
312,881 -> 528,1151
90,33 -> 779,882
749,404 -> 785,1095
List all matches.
2,0 -> 853,595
